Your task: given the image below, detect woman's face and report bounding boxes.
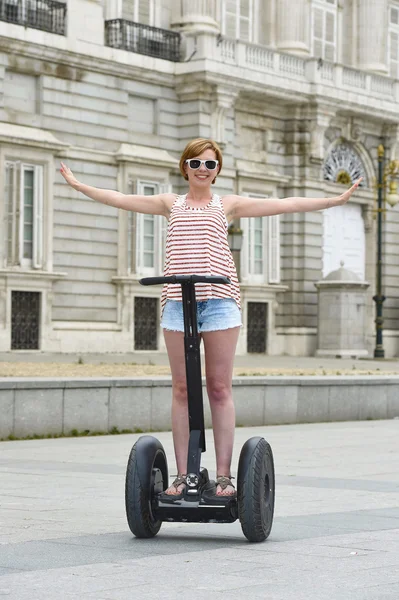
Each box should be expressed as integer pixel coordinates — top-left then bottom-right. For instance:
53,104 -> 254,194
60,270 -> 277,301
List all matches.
184,149 -> 220,187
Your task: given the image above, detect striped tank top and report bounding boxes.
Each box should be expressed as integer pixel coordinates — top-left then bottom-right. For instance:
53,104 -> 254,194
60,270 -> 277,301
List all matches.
160,193 -> 241,313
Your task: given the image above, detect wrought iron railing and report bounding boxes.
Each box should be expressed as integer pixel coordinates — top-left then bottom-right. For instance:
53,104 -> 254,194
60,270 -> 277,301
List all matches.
105,19 -> 181,62
0,0 -> 66,35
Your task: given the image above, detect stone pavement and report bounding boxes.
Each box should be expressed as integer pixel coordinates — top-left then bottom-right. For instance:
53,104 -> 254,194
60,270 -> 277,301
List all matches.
0,420 -> 398,599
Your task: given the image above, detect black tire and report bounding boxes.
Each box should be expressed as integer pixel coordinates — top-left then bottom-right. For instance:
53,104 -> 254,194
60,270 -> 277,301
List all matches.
125,435 -> 168,538
237,436 -> 275,543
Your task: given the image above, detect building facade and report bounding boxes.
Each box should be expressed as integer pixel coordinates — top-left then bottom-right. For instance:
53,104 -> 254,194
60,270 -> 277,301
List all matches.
0,0 -> 398,356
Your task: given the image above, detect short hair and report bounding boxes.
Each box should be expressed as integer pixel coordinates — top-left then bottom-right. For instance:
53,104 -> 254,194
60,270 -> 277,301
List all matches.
179,138 -> 223,184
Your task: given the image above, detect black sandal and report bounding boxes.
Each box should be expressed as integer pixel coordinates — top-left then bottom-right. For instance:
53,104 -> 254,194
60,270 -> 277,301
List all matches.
159,474 -> 187,502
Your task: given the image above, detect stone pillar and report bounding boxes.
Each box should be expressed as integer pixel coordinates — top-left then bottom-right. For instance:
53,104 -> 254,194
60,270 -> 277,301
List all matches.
357,0 -> 388,73
171,0 -> 219,33
276,0 -> 310,56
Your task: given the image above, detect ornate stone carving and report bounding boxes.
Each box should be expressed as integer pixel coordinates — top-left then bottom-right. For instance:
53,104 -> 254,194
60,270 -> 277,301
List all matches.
307,104 -> 337,164
211,86 -> 238,147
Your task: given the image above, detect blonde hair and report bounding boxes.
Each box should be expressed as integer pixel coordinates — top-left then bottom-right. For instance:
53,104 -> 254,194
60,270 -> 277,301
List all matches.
179,138 -> 223,184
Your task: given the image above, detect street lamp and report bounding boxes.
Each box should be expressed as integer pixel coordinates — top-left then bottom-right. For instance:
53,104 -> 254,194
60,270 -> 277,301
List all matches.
373,144 -> 399,358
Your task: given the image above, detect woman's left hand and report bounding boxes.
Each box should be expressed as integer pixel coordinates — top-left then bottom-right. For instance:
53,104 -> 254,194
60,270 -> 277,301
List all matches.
337,178 -> 363,205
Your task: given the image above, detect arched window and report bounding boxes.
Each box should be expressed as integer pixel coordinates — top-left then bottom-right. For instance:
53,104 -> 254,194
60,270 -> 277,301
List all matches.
323,143 -> 367,187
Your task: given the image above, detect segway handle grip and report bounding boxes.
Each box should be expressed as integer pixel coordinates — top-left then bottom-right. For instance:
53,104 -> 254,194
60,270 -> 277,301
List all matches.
139,275 -> 231,286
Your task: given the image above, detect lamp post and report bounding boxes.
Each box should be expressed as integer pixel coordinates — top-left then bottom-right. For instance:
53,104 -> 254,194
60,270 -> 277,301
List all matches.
373,144 -> 399,358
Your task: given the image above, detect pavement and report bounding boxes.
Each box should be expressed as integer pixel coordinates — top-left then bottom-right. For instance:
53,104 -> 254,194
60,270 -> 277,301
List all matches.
0,420 -> 398,599
1,351 -> 399,373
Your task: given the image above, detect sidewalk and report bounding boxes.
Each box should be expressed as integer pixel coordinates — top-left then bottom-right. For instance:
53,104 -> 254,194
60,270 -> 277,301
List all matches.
0,420 -> 398,599
1,351 -> 399,374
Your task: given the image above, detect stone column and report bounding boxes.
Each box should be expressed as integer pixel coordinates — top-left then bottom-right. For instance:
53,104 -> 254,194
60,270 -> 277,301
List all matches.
357,0 -> 388,73
171,0 -> 219,33
276,0 -> 310,56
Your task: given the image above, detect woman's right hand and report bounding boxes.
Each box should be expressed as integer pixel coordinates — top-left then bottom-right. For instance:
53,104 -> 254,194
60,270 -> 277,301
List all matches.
60,162 -> 80,190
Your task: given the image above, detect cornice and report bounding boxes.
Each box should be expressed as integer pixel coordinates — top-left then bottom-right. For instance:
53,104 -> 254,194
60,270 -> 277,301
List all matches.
0,37 -> 176,88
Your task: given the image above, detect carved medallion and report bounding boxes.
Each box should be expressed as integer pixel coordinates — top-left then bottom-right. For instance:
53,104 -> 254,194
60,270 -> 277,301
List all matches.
323,144 -> 367,186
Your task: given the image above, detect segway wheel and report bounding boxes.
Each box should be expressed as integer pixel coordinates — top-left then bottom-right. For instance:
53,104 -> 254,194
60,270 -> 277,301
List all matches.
237,436 -> 275,543
125,435 -> 168,538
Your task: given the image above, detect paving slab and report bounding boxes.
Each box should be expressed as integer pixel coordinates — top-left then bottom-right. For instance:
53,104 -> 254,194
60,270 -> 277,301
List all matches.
0,420 -> 398,599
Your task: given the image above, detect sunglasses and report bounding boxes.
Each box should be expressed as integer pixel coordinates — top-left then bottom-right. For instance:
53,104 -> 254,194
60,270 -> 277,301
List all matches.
185,159 -> 219,171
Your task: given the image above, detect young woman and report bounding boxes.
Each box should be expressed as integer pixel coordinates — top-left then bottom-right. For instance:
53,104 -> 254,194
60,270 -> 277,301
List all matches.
60,138 -> 362,499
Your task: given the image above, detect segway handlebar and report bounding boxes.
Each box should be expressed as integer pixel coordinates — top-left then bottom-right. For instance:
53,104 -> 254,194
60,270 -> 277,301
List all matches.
139,275 -> 231,286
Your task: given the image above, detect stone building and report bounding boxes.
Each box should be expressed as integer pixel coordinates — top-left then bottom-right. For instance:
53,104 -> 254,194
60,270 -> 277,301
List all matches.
0,0 -> 398,356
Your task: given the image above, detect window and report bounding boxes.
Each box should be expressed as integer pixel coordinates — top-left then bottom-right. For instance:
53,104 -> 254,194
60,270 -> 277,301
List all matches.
123,0 -> 155,24
389,5 -> 399,78
247,301 -> 267,353
4,161 -> 44,269
312,0 -> 337,61
241,194 -> 280,284
127,181 -> 167,276
222,0 -> 255,42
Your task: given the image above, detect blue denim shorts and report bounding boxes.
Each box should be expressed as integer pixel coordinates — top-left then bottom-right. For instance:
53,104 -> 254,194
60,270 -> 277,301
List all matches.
161,298 -> 242,333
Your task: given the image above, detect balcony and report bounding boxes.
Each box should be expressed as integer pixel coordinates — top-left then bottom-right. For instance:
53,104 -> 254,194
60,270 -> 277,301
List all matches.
216,38 -> 398,103
105,19 -> 181,62
0,0 -> 66,35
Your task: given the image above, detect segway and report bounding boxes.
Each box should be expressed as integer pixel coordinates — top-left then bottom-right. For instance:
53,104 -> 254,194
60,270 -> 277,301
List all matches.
125,275 -> 275,542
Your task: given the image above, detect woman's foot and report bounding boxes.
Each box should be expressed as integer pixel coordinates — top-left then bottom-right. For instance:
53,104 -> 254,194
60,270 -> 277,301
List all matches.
215,475 -> 236,497
164,474 -> 187,496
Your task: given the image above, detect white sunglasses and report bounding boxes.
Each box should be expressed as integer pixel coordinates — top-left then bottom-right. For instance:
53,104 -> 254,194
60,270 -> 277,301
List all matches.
185,159 -> 219,171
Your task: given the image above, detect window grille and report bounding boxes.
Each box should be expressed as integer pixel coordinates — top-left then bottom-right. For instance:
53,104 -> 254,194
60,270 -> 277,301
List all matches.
11,291 -> 41,350
134,296 -> 158,350
247,302 -> 267,353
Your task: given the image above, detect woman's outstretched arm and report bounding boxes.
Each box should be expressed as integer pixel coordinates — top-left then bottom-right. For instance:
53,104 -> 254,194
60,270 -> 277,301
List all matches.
60,162 -> 173,216
223,178 -> 363,220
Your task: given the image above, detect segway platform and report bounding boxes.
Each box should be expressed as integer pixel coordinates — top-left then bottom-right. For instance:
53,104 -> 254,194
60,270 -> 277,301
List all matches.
125,275 -> 275,542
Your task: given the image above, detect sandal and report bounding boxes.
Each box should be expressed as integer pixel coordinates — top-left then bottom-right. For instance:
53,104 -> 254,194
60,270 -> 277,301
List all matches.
216,475 -> 236,497
201,475 -> 236,505
159,474 -> 187,502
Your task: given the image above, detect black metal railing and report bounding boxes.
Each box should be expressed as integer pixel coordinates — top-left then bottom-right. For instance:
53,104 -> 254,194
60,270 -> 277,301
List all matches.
0,0 -> 66,35
105,19 -> 181,62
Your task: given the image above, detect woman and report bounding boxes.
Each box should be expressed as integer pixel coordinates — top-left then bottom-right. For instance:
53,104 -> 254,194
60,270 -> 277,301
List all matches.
60,138 -> 362,499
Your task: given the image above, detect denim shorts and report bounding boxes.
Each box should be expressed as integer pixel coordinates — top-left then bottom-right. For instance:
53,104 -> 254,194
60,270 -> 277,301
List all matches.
161,298 -> 242,333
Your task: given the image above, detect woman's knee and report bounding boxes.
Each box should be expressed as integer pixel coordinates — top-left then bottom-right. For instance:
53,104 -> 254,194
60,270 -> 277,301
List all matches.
207,377 -> 232,405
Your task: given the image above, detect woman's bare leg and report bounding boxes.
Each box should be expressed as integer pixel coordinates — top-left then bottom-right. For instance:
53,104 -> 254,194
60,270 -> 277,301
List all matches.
202,327 -> 240,496
163,329 -> 190,494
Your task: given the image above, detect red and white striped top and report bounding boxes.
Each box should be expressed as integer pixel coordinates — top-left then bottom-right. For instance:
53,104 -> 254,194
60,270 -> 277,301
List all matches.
161,194 -> 241,312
